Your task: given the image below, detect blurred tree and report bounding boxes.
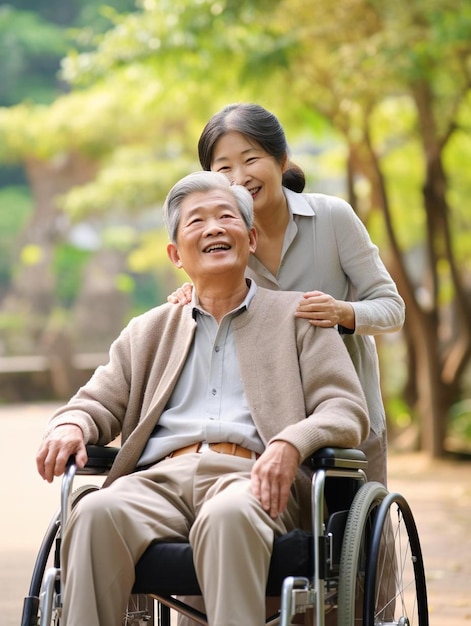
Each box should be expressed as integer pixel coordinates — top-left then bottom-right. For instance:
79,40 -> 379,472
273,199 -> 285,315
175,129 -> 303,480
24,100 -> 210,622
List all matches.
0,0 -> 138,105
0,5 -> 67,106
0,186 -> 31,297
0,0 -> 138,352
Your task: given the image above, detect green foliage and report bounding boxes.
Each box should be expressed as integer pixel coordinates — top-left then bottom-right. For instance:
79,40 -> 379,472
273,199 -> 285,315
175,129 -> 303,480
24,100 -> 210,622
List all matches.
61,0 -> 284,87
0,185 -> 32,287
447,399 -> 471,451
128,227 -> 173,271
53,243 -> 92,307
129,271 -> 162,313
443,107 -> 471,272
101,225 -> 137,251
60,146 -> 197,220
0,5 -> 68,105
0,185 -> 32,235
0,0 -> 138,107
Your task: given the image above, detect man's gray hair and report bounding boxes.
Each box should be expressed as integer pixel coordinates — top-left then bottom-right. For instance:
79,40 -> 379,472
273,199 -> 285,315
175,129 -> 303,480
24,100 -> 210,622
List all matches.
163,171 -> 254,243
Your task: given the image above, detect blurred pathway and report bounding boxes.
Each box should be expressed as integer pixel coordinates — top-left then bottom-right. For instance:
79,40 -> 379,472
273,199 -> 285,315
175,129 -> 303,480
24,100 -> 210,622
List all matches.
387,449 -> 471,625
1,402 -> 470,626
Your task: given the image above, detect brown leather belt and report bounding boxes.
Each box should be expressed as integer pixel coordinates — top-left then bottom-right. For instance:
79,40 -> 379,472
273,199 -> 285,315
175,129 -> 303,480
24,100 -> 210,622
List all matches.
167,441 -> 259,460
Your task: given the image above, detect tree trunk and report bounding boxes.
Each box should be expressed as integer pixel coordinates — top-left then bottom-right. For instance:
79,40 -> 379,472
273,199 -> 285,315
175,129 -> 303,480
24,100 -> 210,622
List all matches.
1,152 -> 97,354
352,123 -> 466,457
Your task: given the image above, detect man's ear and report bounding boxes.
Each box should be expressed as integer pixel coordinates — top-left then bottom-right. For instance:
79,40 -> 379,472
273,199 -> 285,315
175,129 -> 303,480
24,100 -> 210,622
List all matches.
167,242 -> 183,268
248,226 -> 257,254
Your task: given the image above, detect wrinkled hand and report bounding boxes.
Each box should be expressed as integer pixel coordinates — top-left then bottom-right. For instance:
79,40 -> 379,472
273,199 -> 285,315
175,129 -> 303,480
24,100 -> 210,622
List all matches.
295,290 -> 355,330
36,424 -> 88,483
167,282 -> 193,305
251,441 -> 300,519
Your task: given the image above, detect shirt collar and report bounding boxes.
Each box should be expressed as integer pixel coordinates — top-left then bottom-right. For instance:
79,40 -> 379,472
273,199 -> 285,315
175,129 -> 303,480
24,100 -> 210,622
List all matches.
283,186 -> 315,217
192,278 -> 257,319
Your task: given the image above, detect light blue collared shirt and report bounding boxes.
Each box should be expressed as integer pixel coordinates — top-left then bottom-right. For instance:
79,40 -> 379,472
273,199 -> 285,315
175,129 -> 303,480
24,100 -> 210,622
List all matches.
138,280 -> 265,466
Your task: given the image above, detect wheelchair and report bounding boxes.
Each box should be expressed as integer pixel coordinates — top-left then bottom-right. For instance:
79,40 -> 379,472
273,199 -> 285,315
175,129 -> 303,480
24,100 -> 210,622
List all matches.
22,445 -> 429,626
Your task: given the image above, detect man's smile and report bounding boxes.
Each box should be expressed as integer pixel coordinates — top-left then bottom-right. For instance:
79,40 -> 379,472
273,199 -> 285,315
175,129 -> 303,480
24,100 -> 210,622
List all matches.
203,242 -> 231,253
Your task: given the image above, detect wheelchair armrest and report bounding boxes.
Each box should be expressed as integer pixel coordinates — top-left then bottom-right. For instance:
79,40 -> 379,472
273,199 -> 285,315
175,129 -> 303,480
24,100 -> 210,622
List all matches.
76,444 -> 120,475
74,445 -> 366,475
308,447 -> 367,471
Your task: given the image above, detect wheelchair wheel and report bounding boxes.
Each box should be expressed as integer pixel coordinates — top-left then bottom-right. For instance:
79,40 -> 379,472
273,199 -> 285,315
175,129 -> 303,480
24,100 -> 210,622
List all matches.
364,491 -> 428,626
337,481 -> 388,626
21,484 -> 99,626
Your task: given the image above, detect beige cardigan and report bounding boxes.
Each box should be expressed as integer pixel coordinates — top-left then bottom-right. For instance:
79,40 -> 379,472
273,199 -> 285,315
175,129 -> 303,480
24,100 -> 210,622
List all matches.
47,287 -> 369,496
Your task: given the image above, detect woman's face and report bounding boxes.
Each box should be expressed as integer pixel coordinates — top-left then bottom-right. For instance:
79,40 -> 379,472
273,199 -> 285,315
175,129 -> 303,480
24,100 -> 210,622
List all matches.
210,131 -> 287,216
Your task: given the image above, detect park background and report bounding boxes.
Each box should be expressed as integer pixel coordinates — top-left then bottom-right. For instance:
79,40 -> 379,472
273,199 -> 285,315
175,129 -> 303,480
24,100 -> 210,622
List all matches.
0,1 -> 471,624
2,0 -> 471,457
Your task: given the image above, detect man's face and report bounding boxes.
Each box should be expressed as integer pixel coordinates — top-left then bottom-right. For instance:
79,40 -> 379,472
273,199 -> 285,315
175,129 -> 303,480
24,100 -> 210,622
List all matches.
167,188 -> 257,281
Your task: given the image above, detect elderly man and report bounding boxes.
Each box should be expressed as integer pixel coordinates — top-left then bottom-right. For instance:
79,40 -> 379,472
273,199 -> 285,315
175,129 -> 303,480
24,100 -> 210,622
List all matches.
36,171 -> 369,626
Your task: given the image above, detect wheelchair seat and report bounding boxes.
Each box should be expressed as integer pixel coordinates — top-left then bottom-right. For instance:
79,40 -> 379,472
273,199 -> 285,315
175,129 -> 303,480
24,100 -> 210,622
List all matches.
81,444 -> 364,598
133,527 -> 312,597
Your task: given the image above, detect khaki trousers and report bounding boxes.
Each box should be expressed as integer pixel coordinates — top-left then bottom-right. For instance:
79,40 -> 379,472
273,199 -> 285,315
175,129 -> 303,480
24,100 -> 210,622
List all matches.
61,451 -> 300,626
177,428 -> 388,626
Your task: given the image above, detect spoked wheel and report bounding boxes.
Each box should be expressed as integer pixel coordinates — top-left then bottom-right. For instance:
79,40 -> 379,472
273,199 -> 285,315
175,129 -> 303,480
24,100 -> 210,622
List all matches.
337,482 -> 389,626
21,507 -> 61,626
123,594 -> 154,625
364,492 -> 428,626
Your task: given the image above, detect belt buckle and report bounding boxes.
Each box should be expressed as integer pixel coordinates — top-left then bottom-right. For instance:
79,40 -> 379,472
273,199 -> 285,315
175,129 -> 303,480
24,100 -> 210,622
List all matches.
199,441 -> 210,452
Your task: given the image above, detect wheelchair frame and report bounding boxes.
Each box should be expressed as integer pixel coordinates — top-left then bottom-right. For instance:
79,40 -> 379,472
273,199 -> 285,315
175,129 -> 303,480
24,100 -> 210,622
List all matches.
22,446 -> 429,626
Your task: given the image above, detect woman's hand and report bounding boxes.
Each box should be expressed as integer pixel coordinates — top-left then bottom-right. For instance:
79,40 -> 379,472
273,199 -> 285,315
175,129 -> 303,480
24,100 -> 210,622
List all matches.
167,282 -> 193,305
295,290 -> 355,330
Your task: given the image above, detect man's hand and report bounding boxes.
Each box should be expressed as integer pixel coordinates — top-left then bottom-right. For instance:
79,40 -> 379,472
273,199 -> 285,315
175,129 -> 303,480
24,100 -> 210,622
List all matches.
36,424 -> 88,483
251,441 -> 300,519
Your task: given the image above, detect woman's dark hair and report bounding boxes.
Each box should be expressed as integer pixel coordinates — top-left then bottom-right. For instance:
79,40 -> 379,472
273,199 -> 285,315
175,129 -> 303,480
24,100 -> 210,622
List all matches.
198,103 -> 305,193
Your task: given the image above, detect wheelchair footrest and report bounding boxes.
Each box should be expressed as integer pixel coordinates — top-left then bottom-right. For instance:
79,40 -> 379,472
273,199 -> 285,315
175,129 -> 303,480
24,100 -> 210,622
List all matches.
291,587 -> 316,613
279,577 -> 316,626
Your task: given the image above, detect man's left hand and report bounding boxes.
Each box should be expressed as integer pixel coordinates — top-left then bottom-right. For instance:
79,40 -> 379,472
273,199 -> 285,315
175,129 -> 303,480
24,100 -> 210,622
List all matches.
251,441 -> 300,519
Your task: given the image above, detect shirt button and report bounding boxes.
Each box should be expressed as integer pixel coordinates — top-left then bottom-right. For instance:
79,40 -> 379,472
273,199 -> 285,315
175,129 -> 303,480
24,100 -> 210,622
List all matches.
211,389 -> 217,396
215,346 -> 220,352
